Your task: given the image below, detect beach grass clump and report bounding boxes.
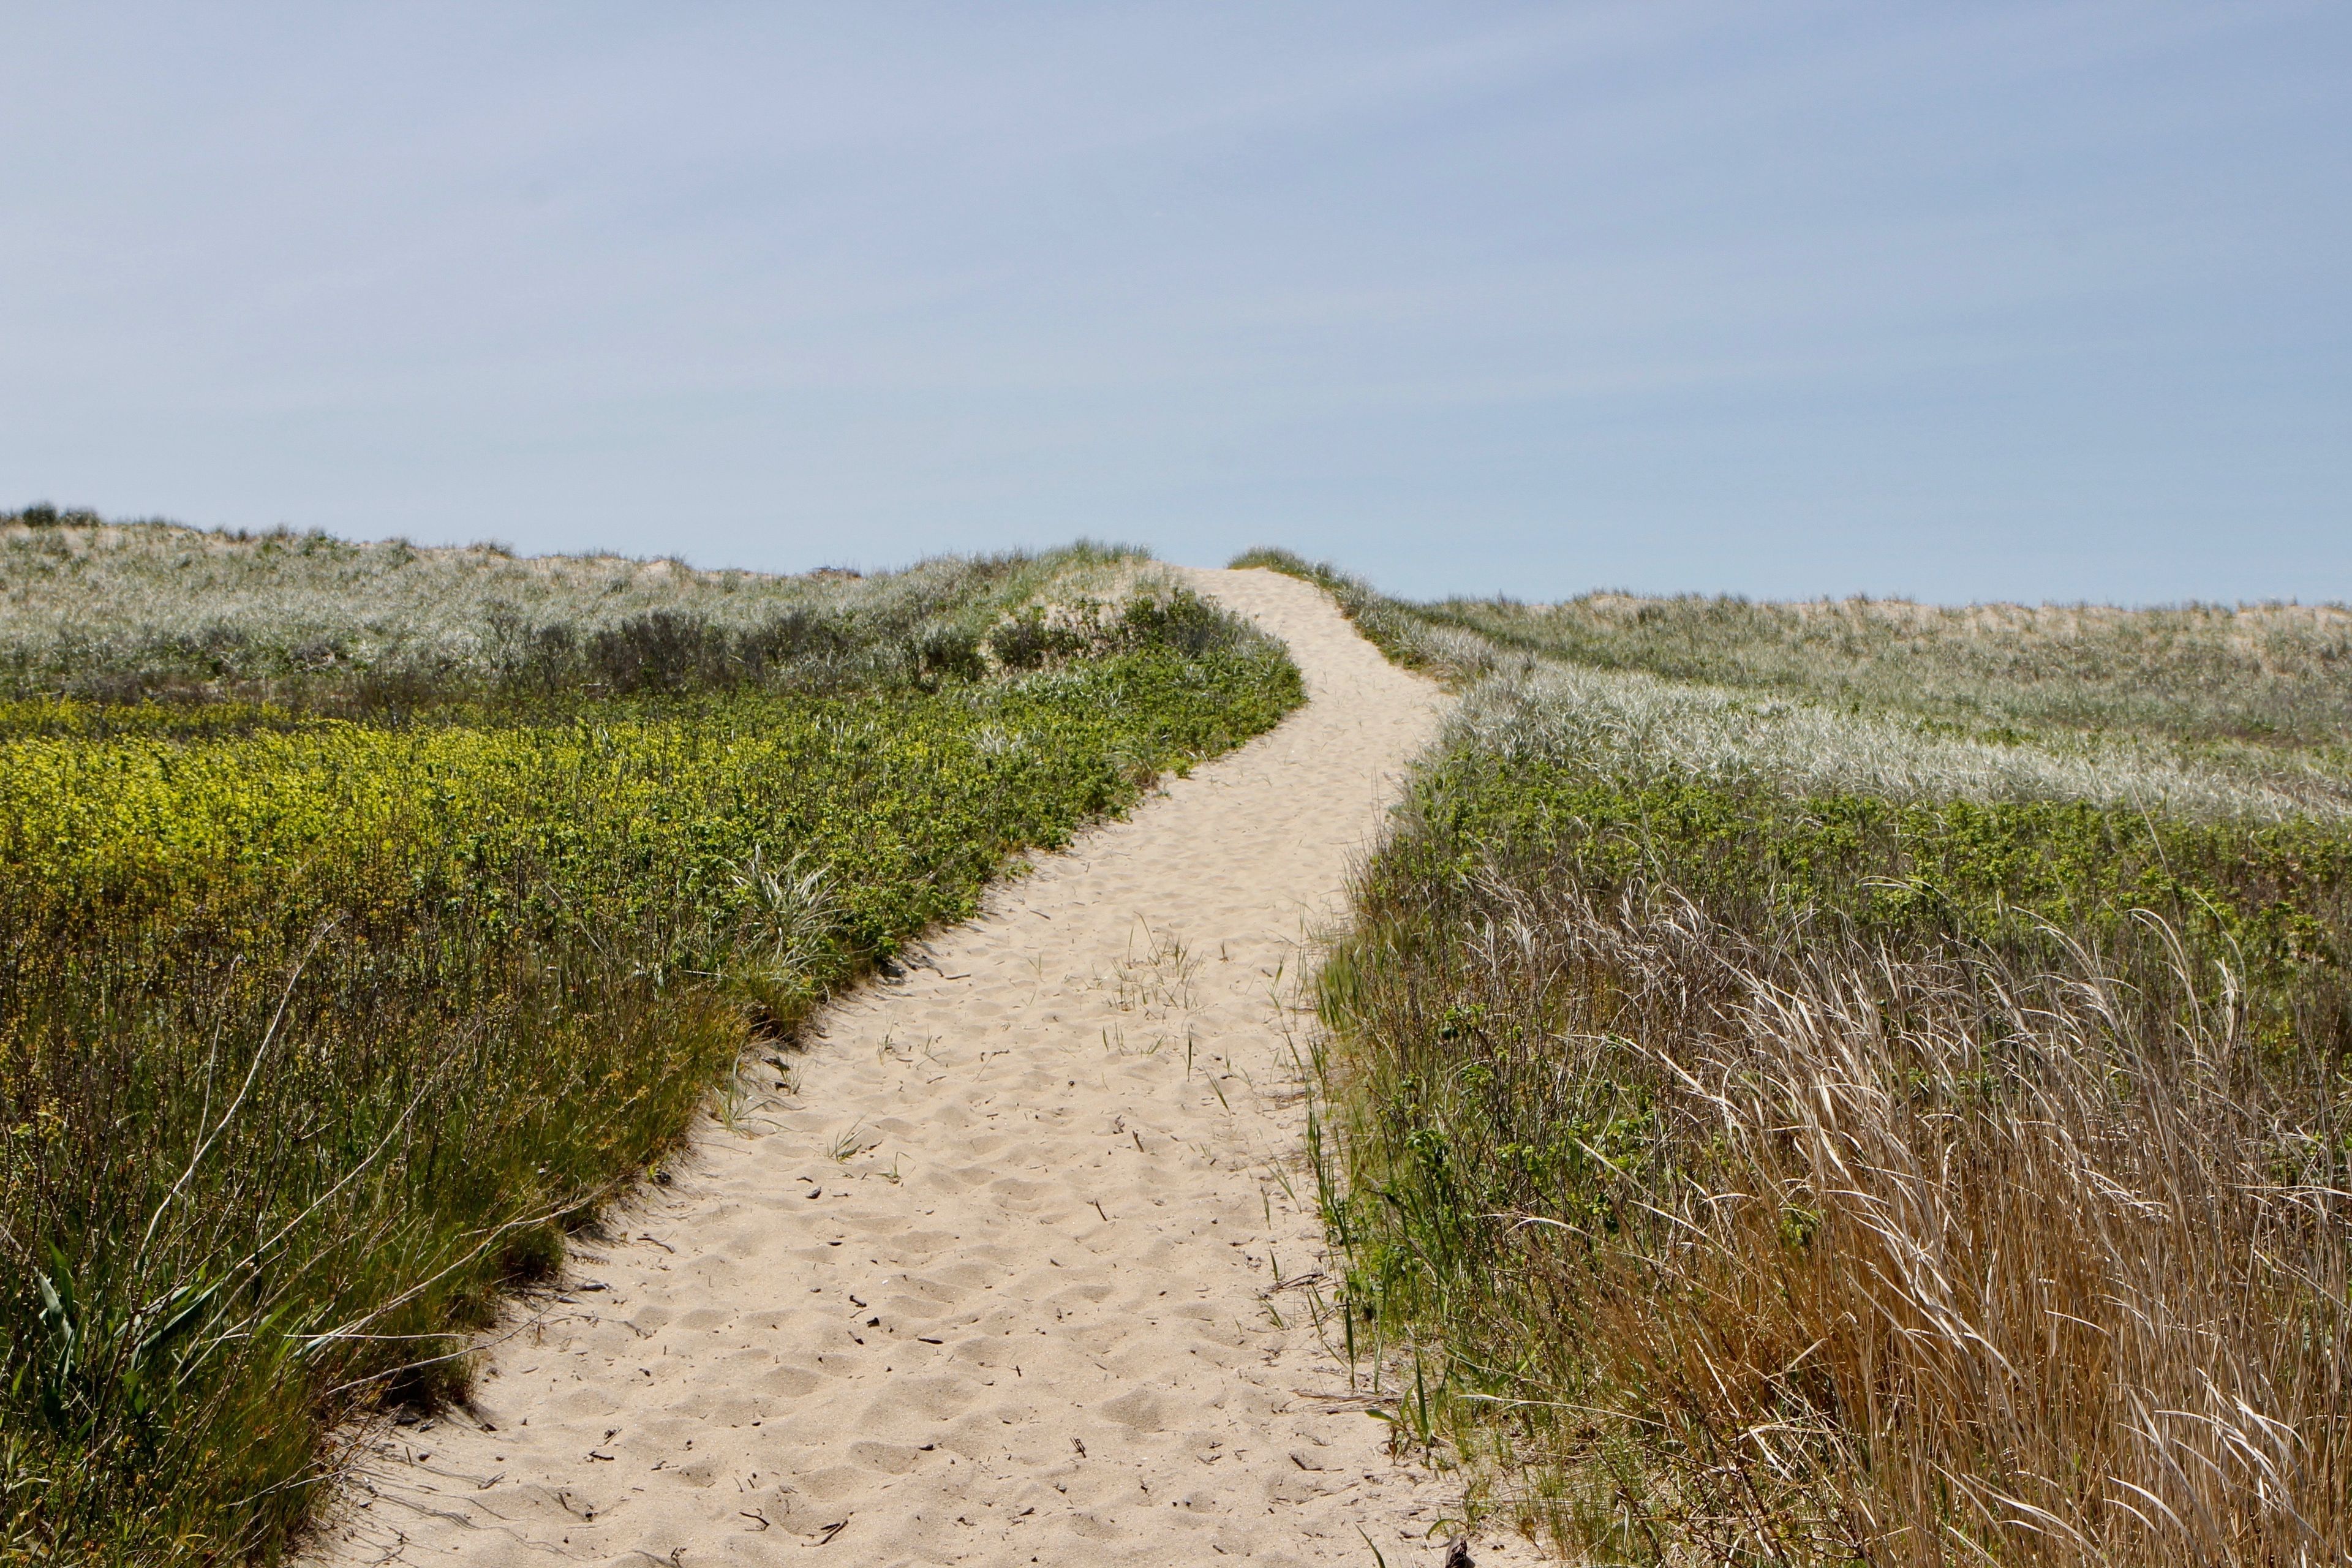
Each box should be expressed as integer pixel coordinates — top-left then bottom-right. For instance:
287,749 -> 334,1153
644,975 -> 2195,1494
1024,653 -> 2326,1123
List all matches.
0,521 -> 1301,1564
1263,554 -> 2352,1564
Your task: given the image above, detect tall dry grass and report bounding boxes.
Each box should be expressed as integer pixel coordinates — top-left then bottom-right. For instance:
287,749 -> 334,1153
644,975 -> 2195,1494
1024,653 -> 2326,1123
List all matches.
1321,867 -> 2350,1564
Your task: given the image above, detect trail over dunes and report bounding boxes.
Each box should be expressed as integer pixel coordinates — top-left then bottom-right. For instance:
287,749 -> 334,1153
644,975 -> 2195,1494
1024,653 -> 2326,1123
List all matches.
317,569 -> 1529,1567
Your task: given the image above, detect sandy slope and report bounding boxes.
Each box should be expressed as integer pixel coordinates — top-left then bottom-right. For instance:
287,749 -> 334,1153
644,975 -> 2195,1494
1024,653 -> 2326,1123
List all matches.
315,568 -> 1538,1567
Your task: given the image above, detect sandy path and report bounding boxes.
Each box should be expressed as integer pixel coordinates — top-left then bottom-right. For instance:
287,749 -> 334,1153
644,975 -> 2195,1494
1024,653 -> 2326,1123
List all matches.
317,568 -> 1536,1567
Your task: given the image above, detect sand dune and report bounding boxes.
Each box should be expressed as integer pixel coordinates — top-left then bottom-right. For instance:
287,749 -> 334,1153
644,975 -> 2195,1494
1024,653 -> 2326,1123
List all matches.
314,568 -> 1539,1567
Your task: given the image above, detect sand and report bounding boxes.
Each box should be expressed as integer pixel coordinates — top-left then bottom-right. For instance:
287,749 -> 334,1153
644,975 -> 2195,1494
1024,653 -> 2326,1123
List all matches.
314,568 -> 1542,1567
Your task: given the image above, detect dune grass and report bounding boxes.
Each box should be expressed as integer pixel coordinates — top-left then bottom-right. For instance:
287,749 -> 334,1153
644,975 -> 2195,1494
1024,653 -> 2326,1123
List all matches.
0,518 -> 1302,1564
1234,549 -> 2352,1564
1419,590 -> 2352,751
1230,544 -> 2352,750
0,510 -> 1178,707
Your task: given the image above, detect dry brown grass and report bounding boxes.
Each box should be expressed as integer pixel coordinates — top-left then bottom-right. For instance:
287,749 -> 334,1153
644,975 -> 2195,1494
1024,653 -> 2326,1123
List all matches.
1321,864 -> 2351,1564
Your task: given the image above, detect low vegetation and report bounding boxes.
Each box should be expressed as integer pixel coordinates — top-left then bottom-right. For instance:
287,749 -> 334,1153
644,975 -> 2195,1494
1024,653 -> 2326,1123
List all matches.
1240,550 -> 2352,1564
1417,580 -> 2352,751
0,508 -> 1175,706
0,513 -> 1301,1564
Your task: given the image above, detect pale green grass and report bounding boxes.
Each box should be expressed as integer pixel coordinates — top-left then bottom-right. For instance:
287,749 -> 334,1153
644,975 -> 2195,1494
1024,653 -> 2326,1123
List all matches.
1457,658 -> 2352,820
0,512 -> 1170,698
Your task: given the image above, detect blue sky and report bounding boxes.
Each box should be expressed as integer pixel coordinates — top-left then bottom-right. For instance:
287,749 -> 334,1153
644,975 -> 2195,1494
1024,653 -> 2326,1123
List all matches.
4,3 -> 2346,603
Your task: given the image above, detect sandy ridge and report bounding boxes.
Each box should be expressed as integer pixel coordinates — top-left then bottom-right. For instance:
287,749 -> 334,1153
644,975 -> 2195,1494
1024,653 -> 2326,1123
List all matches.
315,568 -> 1536,1567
